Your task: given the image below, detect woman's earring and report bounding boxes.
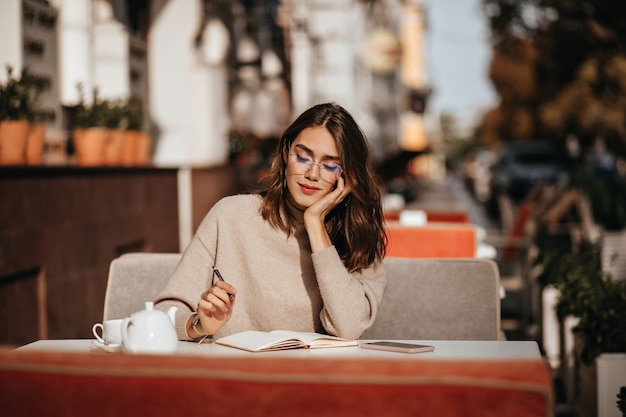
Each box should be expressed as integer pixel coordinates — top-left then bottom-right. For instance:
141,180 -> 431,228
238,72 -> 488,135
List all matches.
283,170 -> 287,189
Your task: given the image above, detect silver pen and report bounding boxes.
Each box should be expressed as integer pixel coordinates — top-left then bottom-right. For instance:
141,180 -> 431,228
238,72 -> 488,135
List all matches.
212,265 -> 236,302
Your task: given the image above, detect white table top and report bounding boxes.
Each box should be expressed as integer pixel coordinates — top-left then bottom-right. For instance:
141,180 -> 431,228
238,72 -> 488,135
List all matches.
19,339 -> 542,360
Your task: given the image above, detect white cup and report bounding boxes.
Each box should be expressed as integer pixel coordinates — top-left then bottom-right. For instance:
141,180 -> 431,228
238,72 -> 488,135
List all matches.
92,319 -> 123,346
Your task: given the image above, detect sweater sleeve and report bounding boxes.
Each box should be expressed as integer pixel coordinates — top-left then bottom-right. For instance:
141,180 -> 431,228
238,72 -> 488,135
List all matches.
312,248 -> 387,340
153,206 -> 218,340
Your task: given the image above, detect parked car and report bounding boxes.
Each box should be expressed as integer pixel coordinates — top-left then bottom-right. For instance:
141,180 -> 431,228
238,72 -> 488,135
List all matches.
489,141 -> 567,203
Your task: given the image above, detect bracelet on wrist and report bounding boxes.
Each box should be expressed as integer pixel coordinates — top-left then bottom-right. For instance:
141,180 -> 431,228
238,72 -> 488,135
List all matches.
190,313 -> 212,344
191,313 -> 204,336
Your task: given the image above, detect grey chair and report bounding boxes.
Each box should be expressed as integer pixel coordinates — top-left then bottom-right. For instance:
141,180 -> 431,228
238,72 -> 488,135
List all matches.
362,257 -> 503,340
103,252 -> 182,321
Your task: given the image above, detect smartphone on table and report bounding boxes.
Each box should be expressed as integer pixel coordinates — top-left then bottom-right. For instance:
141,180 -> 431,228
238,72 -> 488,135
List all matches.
360,341 -> 434,354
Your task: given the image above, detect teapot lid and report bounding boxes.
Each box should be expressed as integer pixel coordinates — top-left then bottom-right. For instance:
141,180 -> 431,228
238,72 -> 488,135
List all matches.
132,301 -> 168,321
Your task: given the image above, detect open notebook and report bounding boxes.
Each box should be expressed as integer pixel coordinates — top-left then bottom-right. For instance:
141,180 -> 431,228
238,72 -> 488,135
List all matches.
215,330 -> 358,352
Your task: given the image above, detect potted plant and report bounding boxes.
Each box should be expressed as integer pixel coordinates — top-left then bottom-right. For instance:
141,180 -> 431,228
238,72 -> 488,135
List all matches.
122,97 -> 151,166
25,113 -> 46,165
72,85 -> 110,166
25,81 -> 47,165
535,224 -> 626,417
102,98 -> 126,166
0,65 -> 37,164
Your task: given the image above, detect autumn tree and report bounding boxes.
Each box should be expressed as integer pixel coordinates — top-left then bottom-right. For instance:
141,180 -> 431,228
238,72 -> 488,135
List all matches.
480,0 -> 626,161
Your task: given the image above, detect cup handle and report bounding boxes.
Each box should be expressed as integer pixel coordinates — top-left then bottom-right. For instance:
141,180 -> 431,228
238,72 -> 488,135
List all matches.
92,323 -> 106,344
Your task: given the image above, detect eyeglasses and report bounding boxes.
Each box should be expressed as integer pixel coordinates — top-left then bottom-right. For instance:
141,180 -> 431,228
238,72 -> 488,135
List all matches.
288,152 -> 343,183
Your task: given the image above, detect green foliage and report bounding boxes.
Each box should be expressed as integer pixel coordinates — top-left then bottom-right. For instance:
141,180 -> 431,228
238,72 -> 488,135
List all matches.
561,267 -> 626,365
125,97 -> 143,131
535,225 -> 626,365
570,171 -> 626,231
534,228 -> 593,288
74,85 -> 109,128
73,85 -> 144,131
103,98 -> 126,130
618,386 -> 625,412
0,65 -> 39,122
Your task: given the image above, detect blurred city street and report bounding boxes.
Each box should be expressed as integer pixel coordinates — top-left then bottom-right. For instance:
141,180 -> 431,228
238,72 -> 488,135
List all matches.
401,171 -> 530,334
405,171 -> 499,232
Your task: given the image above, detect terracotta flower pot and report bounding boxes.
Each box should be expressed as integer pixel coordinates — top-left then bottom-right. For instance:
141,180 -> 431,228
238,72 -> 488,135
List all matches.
121,130 -> 138,166
134,131 -> 152,166
0,120 -> 30,164
103,129 -> 125,166
73,127 -> 108,166
26,123 -> 45,165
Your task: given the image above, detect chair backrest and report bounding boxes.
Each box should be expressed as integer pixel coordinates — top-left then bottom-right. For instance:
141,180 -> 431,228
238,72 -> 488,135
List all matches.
103,253 -> 182,321
103,254 -> 501,340
362,257 -> 501,340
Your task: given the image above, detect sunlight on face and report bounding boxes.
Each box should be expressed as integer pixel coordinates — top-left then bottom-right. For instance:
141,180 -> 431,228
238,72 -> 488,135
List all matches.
285,126 -> 341,210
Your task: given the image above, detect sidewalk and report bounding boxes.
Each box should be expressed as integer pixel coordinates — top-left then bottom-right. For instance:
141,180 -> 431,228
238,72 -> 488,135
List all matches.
403,175 -> 500,233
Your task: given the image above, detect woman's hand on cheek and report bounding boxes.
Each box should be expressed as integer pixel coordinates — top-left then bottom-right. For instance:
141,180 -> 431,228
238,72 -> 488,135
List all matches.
304,176 -> 351,223
303,176 -> 351,252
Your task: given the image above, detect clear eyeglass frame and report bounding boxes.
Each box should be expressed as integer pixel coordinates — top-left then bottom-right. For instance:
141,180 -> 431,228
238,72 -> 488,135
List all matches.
288,153 -> 343,183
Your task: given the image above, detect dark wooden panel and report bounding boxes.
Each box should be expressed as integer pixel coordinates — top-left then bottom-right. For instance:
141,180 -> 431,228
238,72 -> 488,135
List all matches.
0,167 -> 180,342
0,269 -> 42,347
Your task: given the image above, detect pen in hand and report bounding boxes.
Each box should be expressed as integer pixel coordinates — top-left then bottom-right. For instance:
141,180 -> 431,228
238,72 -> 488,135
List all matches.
212,265 -> 236,302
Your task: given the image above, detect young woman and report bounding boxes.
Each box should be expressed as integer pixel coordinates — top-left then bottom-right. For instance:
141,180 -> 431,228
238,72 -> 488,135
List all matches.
154,102 -> 387,341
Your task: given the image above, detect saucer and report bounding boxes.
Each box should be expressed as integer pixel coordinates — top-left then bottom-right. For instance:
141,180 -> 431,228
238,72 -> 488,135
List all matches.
90,340 -> 123,353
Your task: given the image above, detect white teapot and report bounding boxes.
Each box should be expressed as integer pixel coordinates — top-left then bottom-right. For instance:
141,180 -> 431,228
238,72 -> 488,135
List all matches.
121,301 -> 178,354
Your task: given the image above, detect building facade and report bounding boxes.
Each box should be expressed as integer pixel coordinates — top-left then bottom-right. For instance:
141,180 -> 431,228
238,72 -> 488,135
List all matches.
0,0 -> 430,167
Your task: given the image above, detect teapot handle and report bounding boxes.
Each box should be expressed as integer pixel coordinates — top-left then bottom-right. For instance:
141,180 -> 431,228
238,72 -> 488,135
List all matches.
121,317 -> 136,353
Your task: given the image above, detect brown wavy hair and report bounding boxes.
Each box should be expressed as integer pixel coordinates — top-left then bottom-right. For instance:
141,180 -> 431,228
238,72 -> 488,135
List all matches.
259,102 -> 387,272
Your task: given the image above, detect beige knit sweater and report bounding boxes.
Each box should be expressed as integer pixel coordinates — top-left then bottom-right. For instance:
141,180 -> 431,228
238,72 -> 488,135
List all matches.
154,194 -> 387,341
